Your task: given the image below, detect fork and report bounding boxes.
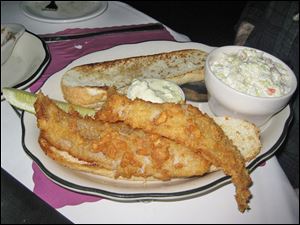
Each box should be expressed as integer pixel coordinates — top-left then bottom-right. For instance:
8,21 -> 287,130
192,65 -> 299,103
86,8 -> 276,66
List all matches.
43,1 -> 58,11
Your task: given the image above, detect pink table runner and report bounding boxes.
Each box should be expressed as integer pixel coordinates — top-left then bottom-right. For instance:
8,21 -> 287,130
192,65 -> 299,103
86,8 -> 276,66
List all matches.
30,23 -> 176,209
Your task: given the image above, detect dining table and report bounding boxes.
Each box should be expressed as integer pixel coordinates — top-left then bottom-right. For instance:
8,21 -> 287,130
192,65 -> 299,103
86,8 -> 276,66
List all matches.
1,1 -> 299,224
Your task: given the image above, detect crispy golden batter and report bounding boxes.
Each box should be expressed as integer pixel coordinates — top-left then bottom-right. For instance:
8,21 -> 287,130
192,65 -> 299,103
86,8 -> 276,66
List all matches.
96,90 -> 252,212
34,93 -> 211,180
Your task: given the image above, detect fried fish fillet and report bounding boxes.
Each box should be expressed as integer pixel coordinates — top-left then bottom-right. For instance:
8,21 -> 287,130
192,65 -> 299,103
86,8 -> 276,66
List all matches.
34,93 -> 211,180
96,91 -> 252,212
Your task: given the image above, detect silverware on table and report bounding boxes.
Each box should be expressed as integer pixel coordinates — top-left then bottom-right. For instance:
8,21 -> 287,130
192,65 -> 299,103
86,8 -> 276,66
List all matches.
39,23 -> 165,42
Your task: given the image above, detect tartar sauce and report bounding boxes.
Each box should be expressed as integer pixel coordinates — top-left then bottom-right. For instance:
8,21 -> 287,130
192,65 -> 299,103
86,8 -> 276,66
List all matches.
127,78 -> 185,103
209,48 -> 291,97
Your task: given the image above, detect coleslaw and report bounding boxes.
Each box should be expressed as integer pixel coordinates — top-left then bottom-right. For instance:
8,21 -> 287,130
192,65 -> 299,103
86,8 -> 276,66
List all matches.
209,48 -> 291,97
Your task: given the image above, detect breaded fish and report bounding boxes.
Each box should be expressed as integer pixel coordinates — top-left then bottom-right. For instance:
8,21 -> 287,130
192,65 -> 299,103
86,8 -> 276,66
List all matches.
96,91 -> 252,212
34,93 -> 211,180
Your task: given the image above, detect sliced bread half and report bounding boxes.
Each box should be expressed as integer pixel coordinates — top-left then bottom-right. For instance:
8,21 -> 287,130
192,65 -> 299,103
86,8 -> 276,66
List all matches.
61,49 -> 208,109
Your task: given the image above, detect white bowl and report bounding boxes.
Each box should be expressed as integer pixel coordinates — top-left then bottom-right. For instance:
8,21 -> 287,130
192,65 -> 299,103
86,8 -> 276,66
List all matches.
1,23 -> 25,65
205,46 -> 297,127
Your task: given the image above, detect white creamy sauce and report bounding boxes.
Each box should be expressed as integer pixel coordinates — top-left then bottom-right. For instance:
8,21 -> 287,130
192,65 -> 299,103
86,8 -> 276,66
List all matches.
210,48 -> 291,97
86,87 -> 101,96
127,78 -> 185,103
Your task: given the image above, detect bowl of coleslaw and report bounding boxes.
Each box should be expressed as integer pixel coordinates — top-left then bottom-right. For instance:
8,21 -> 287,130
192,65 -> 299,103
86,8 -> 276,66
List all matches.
205,46 -> 297,126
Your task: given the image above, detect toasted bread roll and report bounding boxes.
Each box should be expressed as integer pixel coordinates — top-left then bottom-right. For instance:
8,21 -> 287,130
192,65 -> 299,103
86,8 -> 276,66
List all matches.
61,49 -> 207,108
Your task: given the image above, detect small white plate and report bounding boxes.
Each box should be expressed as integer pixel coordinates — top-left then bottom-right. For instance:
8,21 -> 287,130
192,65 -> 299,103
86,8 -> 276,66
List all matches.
20,41 -> 293,201
1,31 -> 50,100
21,1 -> 108,24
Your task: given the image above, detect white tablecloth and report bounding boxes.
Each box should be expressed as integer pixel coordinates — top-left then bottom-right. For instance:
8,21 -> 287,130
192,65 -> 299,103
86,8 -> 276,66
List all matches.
1,1 -> 299,224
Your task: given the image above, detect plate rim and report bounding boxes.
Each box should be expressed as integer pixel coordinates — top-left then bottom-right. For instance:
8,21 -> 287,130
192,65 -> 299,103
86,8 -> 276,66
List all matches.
20,1 -> 108,24
20,40 -> 294,200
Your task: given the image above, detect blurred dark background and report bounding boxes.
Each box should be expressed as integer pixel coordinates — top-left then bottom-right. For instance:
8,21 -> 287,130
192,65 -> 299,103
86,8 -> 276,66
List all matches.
124,1 -> 248,46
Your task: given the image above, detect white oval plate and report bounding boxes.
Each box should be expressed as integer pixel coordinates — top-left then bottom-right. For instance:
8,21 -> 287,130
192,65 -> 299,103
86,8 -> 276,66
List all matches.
1,31 -> 50,100
21,41 -> 292,201
21,1 -> 108,24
